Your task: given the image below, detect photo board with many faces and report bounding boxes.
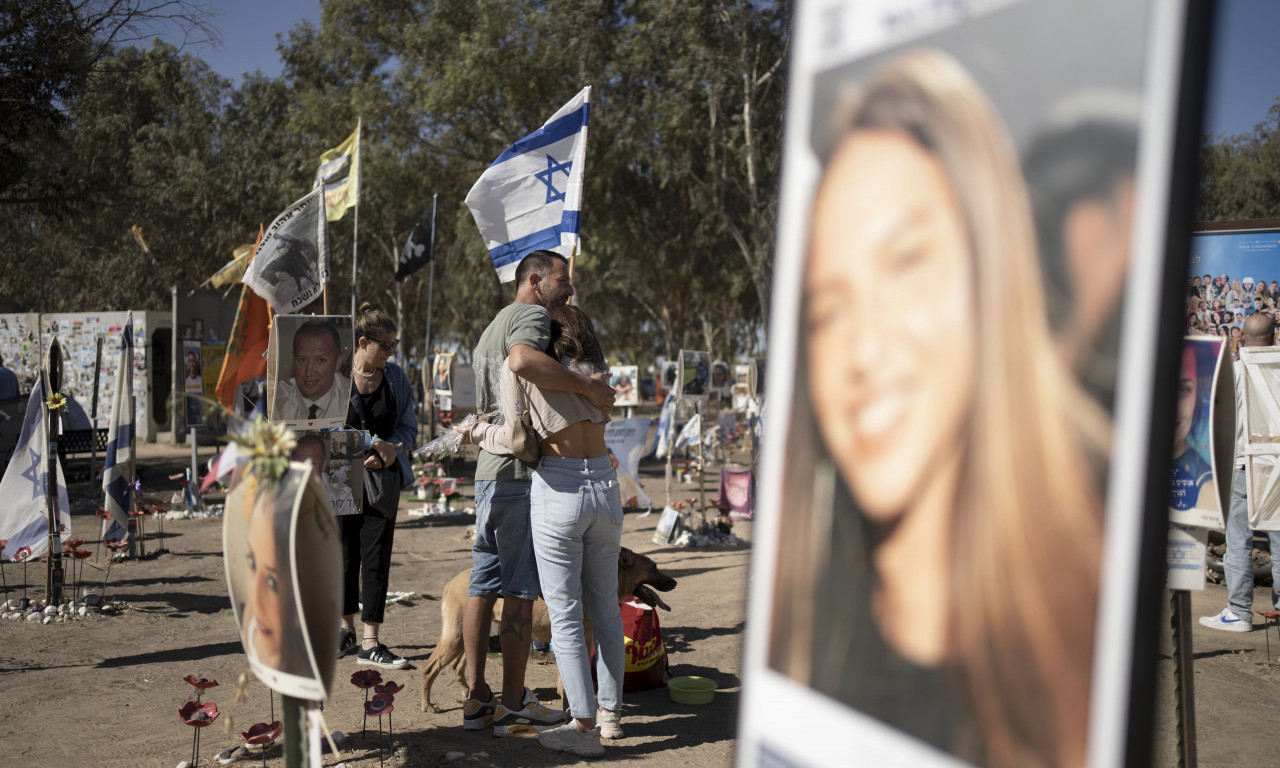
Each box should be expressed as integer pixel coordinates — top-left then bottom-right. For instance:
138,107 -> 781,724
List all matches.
738,1 -> 1210,766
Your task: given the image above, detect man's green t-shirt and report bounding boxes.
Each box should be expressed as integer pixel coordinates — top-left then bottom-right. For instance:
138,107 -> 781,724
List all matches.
473,302 -> 551,481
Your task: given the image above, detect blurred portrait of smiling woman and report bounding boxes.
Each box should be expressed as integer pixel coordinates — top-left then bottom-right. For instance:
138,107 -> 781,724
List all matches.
769,49 -> 1110,768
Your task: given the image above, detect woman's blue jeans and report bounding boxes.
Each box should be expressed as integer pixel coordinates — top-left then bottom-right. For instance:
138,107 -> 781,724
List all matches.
530,455 -> 625,719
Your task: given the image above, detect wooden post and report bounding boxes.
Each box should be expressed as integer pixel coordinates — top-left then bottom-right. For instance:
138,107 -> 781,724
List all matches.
44,340 -> 64,605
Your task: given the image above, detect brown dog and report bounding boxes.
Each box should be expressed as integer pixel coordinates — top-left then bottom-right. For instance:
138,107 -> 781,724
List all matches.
419,547 -> 677,712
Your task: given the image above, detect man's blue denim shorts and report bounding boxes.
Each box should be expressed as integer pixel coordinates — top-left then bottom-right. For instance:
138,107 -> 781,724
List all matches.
469,479 -> 540,600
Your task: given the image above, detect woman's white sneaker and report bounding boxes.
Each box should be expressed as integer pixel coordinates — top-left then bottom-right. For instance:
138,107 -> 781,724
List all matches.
538,722 -> 604,757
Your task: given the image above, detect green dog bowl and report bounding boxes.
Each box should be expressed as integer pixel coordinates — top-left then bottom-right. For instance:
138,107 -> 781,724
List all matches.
668,676 -> 717,705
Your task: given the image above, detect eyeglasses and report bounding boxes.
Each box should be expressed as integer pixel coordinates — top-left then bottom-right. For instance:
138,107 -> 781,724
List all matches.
366,336 -> 398,352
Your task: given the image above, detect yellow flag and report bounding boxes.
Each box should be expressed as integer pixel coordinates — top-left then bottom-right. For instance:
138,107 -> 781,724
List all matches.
315,121 -> 360,222
206,243 -> 256,288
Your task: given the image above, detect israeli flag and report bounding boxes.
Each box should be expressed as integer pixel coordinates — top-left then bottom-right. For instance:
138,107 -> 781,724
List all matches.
101,317 -> 134,545
0,381 -> 70,561
465,86 -> 591,282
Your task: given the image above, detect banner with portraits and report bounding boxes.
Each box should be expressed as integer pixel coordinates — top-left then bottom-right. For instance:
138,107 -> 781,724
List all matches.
738,1 -> 1210,766
293,430 -> 365,517
266,315 -> 354,430
223,462 -> 341,700
1169,337 -> 1232,530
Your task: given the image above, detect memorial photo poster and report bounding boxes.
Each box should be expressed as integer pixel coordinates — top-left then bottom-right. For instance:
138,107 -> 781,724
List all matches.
677,349 -> 710,400
243,187 -> 330,314
1168,337 -> 1229,530
266,314 -> 354,430
223,462 -> 341,700
182,340 -> 204,429
292,430 -> 365,517
433,351 -> 454,395
610,365 -> 639,408
737,1 -> 1209,767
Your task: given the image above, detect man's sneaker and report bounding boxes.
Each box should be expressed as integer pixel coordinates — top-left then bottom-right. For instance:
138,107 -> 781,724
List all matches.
597,707 -> 624,740
1199,608 -> 1253,632
538,722 -> 604,757
337,628 -> 358,658
463,694 -> 496,731
492,696 -> 568,737
356,642 -> 408,669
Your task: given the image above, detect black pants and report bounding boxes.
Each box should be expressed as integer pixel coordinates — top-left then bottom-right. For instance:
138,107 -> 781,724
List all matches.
340,512 -> 396,624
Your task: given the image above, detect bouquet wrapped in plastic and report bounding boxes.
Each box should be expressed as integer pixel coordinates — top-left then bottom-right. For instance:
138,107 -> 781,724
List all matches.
413,413 -> 478,460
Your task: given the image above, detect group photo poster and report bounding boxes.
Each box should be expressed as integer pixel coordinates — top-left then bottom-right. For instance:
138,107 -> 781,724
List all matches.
1187,228 -> 1280,359
610,365 -> 639,408
738,1 -> 1209,767
293,429 -> 365,517
266,314 -> 354,430
223,461 -> 342,700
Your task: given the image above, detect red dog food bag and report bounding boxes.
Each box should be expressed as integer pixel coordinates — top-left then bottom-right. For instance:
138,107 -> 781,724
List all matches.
622,598 -> 671,692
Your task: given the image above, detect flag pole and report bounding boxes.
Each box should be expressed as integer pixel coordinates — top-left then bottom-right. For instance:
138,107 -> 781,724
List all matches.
350,117 -> 362,318
44,340 -> 64,605
424,193 -> 437,438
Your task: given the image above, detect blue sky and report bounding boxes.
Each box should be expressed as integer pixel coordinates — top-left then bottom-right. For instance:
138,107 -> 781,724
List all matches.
1203,0 -> 1280,139
174,0 -> 321,84
182,0 -> 1272,138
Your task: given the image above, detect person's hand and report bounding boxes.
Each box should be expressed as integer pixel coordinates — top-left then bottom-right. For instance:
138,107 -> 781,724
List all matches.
453,424 -> 474,445
586,372 -> 616,414
365,439 -> 401,469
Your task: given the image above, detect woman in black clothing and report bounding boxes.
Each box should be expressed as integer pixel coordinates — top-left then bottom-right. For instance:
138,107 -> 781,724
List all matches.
338,302 -> 417,669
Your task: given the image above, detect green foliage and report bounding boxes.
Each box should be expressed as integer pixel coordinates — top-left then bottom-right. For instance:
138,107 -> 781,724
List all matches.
1198,98 -> 1280,221
0,0 -> 789,368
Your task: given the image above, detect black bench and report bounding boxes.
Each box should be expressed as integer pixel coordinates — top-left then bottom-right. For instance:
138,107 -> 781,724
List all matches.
57,428 -> 110,458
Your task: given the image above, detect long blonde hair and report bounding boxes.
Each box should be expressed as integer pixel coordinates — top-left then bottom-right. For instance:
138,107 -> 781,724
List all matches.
771,49 -> 1108,767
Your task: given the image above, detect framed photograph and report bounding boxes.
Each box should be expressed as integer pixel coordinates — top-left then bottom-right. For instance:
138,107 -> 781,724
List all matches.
738,1 -> 1210,766
610,365 -> 640,407
223,462 -> 342,700
192,318 -> 204,341
266,314 -> 354,429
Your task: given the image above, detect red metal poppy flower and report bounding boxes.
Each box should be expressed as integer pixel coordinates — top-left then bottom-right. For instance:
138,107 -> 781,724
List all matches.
374,681 -> 404,696
71,548 -> 91,560
152,504 -> 165,515
184,675 -> 219,690
241,720 -> 282,745
94,507 -> 111,520
364,694 -> 394,716
63,538 -> 85,550
350,669 -> 382,689
13,546 -> 32,562
103,539 -> 130,551
178,700 -> 219,727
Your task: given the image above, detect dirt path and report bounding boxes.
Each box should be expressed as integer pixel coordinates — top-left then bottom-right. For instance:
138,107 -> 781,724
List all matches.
0,443 -> 749,768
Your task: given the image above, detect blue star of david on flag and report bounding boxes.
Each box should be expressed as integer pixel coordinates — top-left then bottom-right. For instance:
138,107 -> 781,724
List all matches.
20,447 -> 45,500
535,155 -> 573,204
466,86 -> 592,283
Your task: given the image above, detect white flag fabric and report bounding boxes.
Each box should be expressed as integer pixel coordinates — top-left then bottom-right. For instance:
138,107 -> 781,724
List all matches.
101,318 -> 134,545
674,413 -> 702,451
465,86 -> 591,282
244,187 -> 330,313
0,381 -> 70,561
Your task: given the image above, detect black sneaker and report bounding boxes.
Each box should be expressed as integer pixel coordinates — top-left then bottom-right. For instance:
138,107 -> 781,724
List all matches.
338,628 -> 359,658
357,642 -> 407,669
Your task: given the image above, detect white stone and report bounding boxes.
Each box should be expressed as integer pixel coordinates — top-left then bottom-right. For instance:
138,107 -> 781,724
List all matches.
78,606 -> 87,617
25,612 -> 39,622
42,605 -> 56,616
445,752 -> 467,761
42,615 -> 52,624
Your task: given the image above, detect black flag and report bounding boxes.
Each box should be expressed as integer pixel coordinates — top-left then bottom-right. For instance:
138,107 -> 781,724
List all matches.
395,209 -> 434,281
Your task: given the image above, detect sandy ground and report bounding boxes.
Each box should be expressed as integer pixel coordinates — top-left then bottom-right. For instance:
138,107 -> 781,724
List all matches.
0,439 -> 1275,767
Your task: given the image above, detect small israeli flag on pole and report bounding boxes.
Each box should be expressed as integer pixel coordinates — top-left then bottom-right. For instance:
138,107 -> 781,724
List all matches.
465,86 -> 591,283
